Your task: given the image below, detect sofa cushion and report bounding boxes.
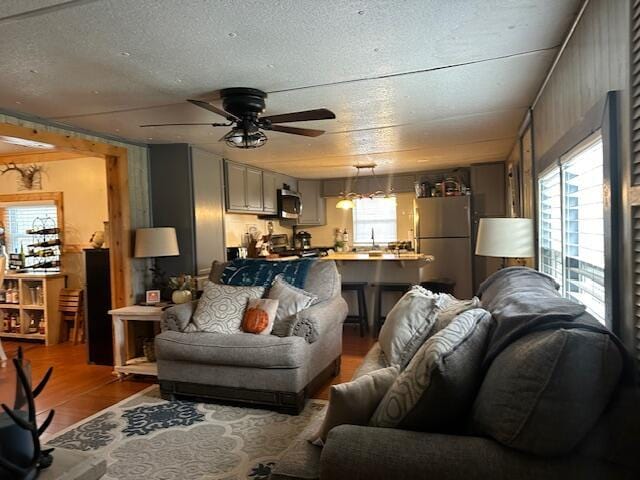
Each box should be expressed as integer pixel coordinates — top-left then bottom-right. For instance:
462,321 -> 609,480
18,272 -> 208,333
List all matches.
310,365 -> 399,445
433,294 -> 481,333
208,260 -> 229,283
472,328 -> 623,457
352,343 -> 388,379
221,258 -> 313,289
378,286 -> 444,368
269,275 -> 317,323
371,308 -> 492,431
162,300 -> 198,332
303,260 -> 341,304
242,298 -> 279,335
155,330 -> 309,368
189,282 -> 265,334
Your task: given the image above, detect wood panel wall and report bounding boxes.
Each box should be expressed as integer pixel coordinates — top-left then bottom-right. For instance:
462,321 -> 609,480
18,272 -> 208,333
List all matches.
530,0 -> 634,352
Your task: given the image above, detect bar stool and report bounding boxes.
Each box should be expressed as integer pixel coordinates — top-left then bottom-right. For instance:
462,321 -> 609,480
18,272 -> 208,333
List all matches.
341,282 -> 369,337
373,282 -> 412,335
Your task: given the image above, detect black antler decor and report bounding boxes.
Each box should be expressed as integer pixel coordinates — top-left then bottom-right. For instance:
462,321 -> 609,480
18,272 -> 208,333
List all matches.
0,347 -> 55,479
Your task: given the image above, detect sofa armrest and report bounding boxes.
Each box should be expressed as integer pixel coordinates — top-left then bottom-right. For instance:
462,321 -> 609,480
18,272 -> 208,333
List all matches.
298,295 -> 348,337
161,300 -> 199,332
320,425 -> 625,480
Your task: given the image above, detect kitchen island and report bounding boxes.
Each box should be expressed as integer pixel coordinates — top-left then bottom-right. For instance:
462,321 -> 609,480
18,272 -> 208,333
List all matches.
322,252 -> 436,328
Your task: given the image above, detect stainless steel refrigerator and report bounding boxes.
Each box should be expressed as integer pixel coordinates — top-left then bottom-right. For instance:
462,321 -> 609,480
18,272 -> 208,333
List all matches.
414,196 -> 473,298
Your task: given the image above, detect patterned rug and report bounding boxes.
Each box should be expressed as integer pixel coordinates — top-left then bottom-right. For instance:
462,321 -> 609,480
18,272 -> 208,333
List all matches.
46,386 -> 326,480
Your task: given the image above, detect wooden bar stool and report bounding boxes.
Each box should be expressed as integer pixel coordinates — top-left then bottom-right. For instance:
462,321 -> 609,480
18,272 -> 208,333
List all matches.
373,282 -> 412,336
59,288 -> 85,344
341,282 -> 369,337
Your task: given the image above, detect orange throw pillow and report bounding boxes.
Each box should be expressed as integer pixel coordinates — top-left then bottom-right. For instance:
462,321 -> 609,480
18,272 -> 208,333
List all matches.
242,299 -> 279,335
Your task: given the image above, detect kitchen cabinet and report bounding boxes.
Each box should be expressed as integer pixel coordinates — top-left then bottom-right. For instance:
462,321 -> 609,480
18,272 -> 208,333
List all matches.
149,145 -> 226,276
226,162 -> 248,211
298,180 -> 326,225
262,171 -> 278,214
470,162 -> 506,291
322,178 -> 346,197
246,167 -> 264,211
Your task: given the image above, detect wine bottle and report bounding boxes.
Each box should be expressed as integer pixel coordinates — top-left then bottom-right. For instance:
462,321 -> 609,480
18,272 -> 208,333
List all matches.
27,239 -> 62,248
26,227 -> 60,235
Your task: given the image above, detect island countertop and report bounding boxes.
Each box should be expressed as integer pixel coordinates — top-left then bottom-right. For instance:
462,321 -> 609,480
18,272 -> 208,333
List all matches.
322,252 -> 434,262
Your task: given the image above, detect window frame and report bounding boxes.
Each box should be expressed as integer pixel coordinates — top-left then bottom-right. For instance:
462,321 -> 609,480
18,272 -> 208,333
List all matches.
537,122 -> 620,328
0,192 -> 64,254
352,197 -> 398,246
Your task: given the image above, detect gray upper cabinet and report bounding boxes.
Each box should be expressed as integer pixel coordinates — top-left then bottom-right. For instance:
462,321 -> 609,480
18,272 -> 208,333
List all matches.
225,161 -> 249,211
276,173 -> 297,192
389,174 -> 417,193
262,170 -> 278,214
322,178 -> 346,197
298,180 -> 325,225
246,167 -> 264,211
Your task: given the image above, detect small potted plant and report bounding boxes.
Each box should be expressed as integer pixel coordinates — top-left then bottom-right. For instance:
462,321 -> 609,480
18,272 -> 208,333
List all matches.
168,274 -> 195,304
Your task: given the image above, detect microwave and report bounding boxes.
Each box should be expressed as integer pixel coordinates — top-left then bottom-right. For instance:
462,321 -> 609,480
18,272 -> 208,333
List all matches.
277,189 -> 302,219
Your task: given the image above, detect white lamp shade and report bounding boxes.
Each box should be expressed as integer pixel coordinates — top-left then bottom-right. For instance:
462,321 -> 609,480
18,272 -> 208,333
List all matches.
134,227 -> 180,258
475,218 -> 534,258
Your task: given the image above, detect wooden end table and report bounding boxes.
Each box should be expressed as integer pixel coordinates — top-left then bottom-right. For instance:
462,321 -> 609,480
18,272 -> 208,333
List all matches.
109,305 -> 165,378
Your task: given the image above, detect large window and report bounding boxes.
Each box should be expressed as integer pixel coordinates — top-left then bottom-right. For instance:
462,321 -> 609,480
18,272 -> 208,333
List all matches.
353,197 -> 397,245
538,134 -> 606,323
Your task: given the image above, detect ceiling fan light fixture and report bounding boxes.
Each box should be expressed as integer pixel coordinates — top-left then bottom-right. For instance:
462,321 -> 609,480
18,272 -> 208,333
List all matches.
224,128 -> 268,149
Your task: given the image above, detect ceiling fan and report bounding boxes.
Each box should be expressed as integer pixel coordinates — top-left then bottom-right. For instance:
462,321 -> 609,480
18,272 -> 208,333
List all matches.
140,87 -> 336,148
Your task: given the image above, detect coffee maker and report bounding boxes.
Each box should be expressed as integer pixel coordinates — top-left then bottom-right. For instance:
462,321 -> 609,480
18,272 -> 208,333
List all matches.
294,231 -> 312,250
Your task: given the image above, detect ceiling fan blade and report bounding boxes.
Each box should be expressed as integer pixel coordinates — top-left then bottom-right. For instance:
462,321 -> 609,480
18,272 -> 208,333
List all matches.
267,125 -> 325,137
261,108 -> 335,124
187,99 -> 239,121
139,123 -> 229,127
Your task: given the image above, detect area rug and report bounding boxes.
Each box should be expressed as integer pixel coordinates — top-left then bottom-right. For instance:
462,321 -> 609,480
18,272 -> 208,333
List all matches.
46,386 -> 326,480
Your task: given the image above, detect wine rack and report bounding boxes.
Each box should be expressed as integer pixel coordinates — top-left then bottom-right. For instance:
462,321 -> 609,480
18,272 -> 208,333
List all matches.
25,216 -> 61,272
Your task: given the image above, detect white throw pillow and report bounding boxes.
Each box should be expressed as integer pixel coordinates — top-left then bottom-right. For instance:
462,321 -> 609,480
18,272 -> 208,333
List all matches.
378,286 -> 447,368
189,282 -> 265,333
268,274 -> 317,321
433,295 -> 482,333
309,365 -> 399,446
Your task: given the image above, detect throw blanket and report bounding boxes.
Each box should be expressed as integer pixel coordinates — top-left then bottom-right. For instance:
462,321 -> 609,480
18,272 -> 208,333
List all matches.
221,258 -> 313,289
478,267 -> 635,384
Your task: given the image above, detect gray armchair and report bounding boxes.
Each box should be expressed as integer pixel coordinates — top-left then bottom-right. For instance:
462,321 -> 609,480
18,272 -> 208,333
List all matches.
155,260 -> 347,414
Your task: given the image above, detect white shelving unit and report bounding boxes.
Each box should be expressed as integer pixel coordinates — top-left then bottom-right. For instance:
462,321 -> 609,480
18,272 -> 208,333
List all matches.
0,272 -> 66,346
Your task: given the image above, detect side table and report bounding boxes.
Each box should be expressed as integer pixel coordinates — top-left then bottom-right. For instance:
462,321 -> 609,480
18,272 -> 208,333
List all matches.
109,305 -> 165,378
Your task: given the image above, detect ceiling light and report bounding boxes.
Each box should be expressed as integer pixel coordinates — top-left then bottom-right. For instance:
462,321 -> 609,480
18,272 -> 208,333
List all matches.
29,69 -> 38,74
267,64 -> 275,69
15,101 -> 22,105
119,51 -> 131,56
223,127 -> 267,149
0,136 -> 55,149
357,10 -> 365,15
336,198 -> 355,210
92,90 -> 100,94
228,32 -> 237,38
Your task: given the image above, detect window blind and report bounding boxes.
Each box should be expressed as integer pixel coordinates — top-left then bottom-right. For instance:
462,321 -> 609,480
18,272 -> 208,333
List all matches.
353,197 -> 397,245
538,167 -> 563,289
3,205 -> 58,261
562,140 -> 605,322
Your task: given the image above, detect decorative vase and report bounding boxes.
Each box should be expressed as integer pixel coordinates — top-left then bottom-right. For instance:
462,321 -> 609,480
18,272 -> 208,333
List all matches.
171,290 -> 192,304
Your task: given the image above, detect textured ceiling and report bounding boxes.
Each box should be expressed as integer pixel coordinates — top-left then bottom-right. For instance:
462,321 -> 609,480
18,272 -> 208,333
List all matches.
0,0 -> 581,178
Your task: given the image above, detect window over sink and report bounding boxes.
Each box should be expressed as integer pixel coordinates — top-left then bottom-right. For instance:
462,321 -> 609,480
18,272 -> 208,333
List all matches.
353,197 -> 397,245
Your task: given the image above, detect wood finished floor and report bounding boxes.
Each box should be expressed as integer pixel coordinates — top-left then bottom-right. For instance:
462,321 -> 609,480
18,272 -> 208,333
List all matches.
0,325 -> 374,443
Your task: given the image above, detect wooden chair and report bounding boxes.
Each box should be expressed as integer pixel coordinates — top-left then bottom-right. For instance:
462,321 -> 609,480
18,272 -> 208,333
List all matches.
59,288 -> 85,345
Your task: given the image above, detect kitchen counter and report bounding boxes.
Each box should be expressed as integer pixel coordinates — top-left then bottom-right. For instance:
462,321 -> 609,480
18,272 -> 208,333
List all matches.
323,253 -> 434,263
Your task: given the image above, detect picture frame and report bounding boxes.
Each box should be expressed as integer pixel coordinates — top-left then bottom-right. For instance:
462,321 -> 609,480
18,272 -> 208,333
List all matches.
145,290 -> 161,304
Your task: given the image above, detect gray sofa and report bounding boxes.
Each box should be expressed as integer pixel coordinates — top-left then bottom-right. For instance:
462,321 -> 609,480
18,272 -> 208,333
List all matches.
271,268 -> 639,479
155,259 -> 348,414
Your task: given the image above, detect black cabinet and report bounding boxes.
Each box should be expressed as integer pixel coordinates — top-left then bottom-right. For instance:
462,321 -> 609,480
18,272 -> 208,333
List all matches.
84,248 -> 113,365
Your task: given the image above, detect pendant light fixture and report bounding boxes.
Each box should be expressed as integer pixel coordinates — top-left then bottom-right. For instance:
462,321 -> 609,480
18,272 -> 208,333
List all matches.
336,164 -> 394,209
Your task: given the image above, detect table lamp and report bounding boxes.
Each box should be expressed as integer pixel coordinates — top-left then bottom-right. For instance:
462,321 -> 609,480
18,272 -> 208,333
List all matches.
134,227 -> 180,292
475,218 -> 534,268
